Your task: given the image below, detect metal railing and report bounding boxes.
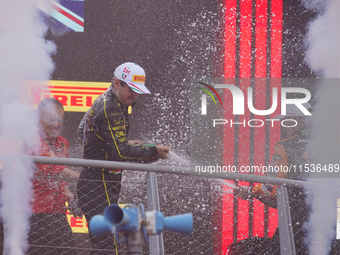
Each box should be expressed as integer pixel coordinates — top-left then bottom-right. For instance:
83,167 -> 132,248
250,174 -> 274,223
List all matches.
1,155 -> 313,254
29,156 -> 309,188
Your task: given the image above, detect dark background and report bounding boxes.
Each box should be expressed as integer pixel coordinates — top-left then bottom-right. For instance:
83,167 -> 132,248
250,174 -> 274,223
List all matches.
53,0 -> 317,156
48,0 -> 316,254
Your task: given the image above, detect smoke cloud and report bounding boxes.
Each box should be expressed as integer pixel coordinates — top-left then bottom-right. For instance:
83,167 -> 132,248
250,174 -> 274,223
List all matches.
0,0 -> 55,254
303,0 -> 340,77
302,0 -> 340,254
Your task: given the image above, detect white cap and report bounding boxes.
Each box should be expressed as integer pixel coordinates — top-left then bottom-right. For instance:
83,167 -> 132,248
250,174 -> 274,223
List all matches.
274,102 -> 312,119
113,62 -> 151,94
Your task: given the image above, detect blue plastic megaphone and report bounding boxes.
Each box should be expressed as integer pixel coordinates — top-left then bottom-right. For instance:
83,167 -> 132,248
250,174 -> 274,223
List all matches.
103,204 -> 139,233
89,204 -> 193,253
89,204 -> 140,237
90,204 -> 193,242
163,213 -> 193,234
89,215 -> 112,236
150,212 -> 193,235
104,204 -> 129,225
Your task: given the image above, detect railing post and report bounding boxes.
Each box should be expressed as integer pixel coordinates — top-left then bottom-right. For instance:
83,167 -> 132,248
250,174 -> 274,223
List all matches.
276,185 -> 296,255
146,172 -> 165,255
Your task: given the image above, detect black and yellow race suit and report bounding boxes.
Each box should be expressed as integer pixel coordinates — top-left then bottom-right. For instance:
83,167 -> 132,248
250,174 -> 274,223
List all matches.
81,85 -> 157,164
76,86 -> 157,254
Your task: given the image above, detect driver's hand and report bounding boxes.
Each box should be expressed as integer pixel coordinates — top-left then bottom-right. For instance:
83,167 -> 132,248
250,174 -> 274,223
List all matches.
155,145 -> 171,159
235,186 -> 252,200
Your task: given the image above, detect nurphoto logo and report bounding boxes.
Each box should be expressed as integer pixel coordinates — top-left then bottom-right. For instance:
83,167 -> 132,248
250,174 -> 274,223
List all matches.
197,82 -> 312,128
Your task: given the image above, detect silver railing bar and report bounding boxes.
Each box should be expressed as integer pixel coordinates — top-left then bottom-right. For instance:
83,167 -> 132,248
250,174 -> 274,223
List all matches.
20,156 -> 312,188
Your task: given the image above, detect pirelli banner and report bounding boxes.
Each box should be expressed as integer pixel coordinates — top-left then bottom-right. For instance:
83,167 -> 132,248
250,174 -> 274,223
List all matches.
28,80 -> 110,112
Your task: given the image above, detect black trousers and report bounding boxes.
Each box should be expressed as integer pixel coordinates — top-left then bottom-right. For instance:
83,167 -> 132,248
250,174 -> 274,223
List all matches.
77,167 -> 122,255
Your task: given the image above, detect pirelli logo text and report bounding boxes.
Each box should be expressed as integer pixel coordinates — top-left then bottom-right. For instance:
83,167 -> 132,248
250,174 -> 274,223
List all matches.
132,75 -> 145,83
28,80 -> 110,112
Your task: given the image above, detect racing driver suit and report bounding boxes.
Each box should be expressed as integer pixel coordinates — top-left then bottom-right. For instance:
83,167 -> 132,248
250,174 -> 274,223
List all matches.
76,86 -> 157,254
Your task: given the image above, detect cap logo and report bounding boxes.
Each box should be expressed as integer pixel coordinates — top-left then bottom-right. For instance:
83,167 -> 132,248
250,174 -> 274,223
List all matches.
132,75 -> 145,83
123,67 -> 131,74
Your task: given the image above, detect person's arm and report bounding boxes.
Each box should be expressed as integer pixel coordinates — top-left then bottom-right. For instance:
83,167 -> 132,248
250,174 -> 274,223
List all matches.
128,140 -> 143,146
64,185 -> 75,203
155,145 -> 170,159
61,167 -> 80,179
237,143 -> 289,207
100,97 -> 170,162
127,140 -> 170,159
